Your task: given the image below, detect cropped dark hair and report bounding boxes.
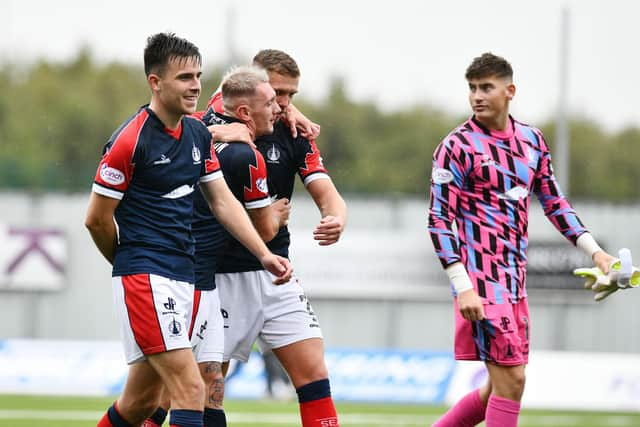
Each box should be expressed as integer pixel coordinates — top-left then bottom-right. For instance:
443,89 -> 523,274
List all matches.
465,52 -> 513,80
144,32 -> 201,76
252,49 -> 300,78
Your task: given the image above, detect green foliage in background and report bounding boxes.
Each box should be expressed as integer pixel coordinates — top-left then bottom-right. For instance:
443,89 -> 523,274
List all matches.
0,52 -> 638,200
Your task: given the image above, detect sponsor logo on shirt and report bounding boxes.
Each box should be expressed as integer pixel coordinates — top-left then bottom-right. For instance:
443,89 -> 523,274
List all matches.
480,154 -> 496,167
432,168 -> 454,184
498,186 -> 529,201
192,144 -> 201,164
99,164 -> 125,185
153,154 -> 171,165
162,184 -> 195,199
256,177 -> 268,194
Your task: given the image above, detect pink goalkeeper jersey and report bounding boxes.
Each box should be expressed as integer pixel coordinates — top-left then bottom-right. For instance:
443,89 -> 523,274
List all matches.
428,116 -> 587,303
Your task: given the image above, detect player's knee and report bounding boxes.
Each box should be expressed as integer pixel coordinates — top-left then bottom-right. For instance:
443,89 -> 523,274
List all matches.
310,365 -> 329,381
172,376 -> 205,406
505,370 -> 526,399
511,370 -> 526,388
292,367 -> 329,389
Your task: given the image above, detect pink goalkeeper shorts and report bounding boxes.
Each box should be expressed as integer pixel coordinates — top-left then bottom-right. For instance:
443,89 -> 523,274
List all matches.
453,296 -> 530,366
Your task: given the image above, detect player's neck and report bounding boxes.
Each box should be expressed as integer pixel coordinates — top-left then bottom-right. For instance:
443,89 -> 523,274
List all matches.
476,111 -> 510,133
149,100 -> 183,130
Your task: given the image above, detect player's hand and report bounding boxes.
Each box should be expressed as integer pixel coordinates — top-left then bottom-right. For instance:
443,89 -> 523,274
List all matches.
208,123 -> 255,147
271,198 -> 291,227
593,250 -> 615,274
285,104 -> 321,139
457,289 -> 485,321
260,254 -> 293,285
313,215 -> 344,246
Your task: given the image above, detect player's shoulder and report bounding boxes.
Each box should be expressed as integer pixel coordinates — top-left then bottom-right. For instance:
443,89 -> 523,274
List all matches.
512,117 -> 545,146
106,107 -> 151,152
216,141 -> 262,162
184,114 -> 209,131
438,119 -> 477,149
183,114 -> 213,144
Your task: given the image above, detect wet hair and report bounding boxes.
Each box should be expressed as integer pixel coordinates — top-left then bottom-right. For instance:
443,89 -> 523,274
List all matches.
252,49 -> 300,78
143,32 -> 201,77
220,65 -> 270,111
465,52 -> 513,80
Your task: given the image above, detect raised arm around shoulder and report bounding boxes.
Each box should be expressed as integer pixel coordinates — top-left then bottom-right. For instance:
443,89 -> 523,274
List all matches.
307,178 -> 347,246
208,122 -> 254,147
84,192 -> 120,264
285,103 -> 320,140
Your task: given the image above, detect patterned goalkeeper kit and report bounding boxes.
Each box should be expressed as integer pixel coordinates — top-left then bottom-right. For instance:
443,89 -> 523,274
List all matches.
428,116 -> 589,364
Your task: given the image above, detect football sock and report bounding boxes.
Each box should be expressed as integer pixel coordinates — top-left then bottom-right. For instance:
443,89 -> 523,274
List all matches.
432,389 -> 486,427
203,408 -> 227,427
296,379 -> 339,427
485,395 -> 520,427
97,402 -> 133,427
143,407 -> 168,427
169,409 -> 203,427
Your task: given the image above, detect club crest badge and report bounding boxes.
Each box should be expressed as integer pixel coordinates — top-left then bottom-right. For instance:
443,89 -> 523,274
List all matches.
267,145 -> 280,163
192,144 -> 201,164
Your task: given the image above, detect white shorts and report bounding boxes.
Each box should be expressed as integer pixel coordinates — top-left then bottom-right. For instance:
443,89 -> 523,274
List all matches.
112,274 -> 194,364
216,271 -> 323,362
190,288 -> 224,363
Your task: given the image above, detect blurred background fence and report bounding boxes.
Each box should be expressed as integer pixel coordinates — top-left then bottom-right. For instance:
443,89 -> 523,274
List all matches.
1,192 -> 639,354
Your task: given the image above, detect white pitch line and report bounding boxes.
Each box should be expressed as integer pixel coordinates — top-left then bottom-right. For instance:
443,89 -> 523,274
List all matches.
0,409 -> 637,426
0,410 -> 431,425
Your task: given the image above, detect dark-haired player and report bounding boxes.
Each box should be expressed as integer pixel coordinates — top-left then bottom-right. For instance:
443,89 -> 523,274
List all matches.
85,33 -> 291,427
428,52 -> 614,427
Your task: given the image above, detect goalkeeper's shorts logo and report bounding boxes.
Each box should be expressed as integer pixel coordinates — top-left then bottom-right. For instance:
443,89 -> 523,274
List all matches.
500,316 -> 511,331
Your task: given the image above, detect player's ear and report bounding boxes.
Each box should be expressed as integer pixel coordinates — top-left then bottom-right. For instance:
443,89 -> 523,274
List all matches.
507,83 -> 516,101
148,73 -> 161,92
236,104 -> 251,122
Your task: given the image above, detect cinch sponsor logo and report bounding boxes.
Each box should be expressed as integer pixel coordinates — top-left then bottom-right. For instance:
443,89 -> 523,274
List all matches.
432,168 -> 454,184
100,165 -> 125,185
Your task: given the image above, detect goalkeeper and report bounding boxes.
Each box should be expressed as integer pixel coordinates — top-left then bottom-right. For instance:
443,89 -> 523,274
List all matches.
427,52 -> 615,427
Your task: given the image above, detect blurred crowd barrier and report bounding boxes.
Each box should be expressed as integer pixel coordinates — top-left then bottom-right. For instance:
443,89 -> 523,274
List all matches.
1,338 -> 639,411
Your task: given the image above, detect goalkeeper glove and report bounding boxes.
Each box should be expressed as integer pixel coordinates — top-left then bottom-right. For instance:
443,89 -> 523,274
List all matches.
574,248 -> 640,301
573,267 -> 618,301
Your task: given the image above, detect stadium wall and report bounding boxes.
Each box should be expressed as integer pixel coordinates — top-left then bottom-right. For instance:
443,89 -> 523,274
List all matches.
0,192 -> 639,354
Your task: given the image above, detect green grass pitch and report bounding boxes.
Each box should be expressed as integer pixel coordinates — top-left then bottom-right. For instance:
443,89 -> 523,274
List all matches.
0,394 -> 639,426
